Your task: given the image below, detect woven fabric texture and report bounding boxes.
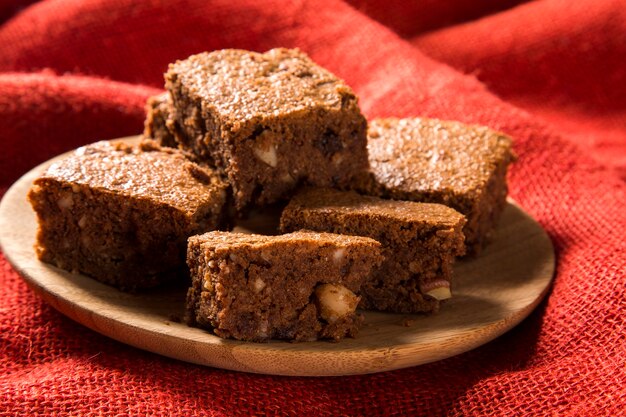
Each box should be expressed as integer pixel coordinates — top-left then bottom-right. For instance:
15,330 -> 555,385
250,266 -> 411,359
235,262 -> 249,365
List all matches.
1,0 -> 625,415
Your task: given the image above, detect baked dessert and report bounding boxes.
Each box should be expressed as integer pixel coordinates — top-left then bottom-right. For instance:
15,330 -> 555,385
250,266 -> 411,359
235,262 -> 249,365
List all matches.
28,140 -> 228,291
185,231 -> 383,342
354,118 -> 515,254
144,92 -> 179,148
280,188 -> 466,313
165,48 -> 368,212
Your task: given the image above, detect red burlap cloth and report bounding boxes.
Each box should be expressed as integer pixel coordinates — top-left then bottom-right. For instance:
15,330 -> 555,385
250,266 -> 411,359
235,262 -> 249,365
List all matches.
1,0 -> 624,415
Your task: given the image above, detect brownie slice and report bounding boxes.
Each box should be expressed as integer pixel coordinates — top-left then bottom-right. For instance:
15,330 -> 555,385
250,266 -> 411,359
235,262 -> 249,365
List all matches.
280,188 -> 466,313
165,48 -> 368,212
28,140 -> 228,291
186,231 -> 383,342
143,92 -> 180,148
354,118 -> 515,254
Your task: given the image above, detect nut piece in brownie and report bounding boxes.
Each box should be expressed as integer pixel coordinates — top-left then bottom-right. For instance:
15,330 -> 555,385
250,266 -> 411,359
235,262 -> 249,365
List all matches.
28,140 -> 228,291
185,231 -> 383,342
280,188 -> 466,313
144,92 -> 180,148
354,118 -> 515,254
165,48 -> 368,212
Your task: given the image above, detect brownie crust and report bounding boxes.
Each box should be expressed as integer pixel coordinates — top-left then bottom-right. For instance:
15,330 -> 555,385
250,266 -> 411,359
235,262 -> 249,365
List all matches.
280,188 -> 466,313
354,118 -> 515,254
28,140 -> 228,290
165,48 -> 368,212
186,231 -> 383,342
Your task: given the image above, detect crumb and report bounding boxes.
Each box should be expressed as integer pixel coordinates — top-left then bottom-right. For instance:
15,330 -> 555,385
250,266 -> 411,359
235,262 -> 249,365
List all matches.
401,317 -> 416,327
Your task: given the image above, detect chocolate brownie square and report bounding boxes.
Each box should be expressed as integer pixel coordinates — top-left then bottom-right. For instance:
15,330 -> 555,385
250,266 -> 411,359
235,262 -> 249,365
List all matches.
354,118 -> 515,254
28,140 -> 228,290
280,188 -> 466,313
185,231 -> 383,342
165,48 -> 368,212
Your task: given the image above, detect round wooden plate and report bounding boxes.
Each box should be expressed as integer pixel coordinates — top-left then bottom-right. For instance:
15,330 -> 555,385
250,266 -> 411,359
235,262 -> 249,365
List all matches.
0,138 -> 555,376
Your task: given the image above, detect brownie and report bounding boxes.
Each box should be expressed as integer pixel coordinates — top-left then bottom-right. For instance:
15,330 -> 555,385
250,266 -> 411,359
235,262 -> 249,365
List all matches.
354,118 -> 515,254
28,140 -> 228,291
185,231 -> 383,342
165,48 -> 368,212
143,92 -> 187,150
280,188 -> 466,313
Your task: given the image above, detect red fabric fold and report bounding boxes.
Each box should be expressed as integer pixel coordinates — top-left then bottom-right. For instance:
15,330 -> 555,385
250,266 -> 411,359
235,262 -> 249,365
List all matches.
413,0 -> 626,178
0,71 -> 158,184
1,0 -> 624,415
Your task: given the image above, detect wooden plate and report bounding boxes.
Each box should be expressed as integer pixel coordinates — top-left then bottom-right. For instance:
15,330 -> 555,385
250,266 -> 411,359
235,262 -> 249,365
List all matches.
0,138 -> 555,376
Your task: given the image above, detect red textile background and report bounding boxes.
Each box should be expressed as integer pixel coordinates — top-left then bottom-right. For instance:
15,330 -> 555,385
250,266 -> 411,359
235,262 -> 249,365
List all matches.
1,0 -> 625,415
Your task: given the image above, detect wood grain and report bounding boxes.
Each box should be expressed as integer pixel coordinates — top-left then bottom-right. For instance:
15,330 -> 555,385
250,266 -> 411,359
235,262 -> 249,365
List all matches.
0,137 -> 555,376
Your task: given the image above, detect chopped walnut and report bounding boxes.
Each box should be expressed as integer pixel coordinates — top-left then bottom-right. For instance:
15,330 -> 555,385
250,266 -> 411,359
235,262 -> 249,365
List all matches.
314,283 -> 359,323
